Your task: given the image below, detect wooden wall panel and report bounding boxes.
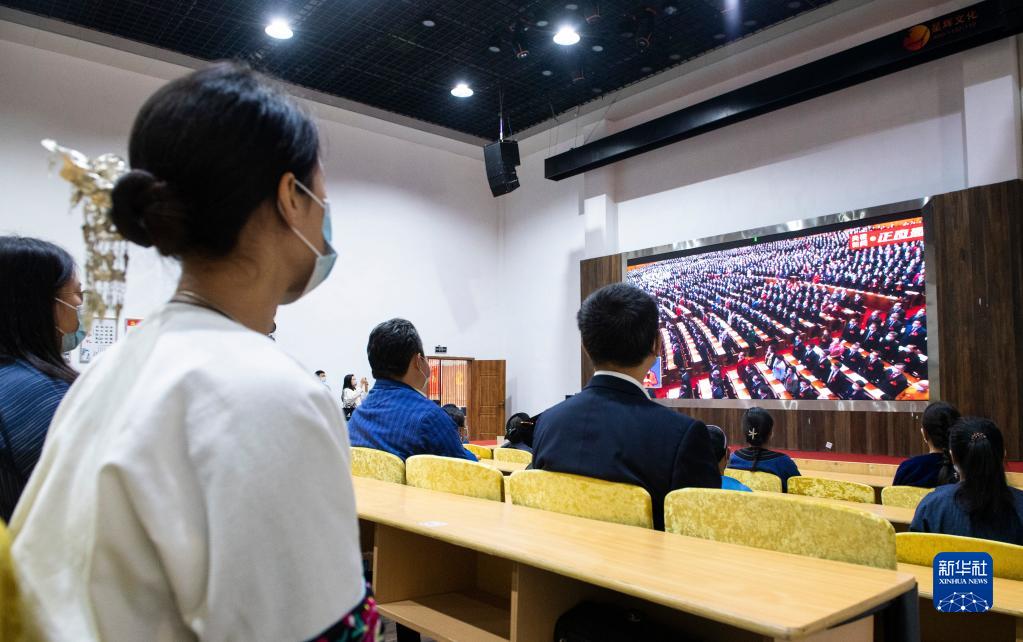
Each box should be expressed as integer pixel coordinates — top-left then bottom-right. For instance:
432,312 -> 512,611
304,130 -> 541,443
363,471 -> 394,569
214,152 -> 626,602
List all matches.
579,254 -> 624,385
577,181 -> 1023,459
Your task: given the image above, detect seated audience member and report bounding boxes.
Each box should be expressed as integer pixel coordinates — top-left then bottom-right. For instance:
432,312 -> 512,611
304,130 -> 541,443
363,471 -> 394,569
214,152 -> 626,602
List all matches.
882,363 -> 909,397
499,412 -> 535,453
11,63 -> 375,639
861,322 -> 882,350
911,418 -> 1023,545
706,425 -> 751,492
893,402 -> 959,487
348,319 -> 476,462
844,341 -> 865,368
441,403 -> 468,443
531,283 -> 719,530
848,381 -> 872,400
728,407 -> 801,491
798,380 -> 816,400
863,350 -> 885,382
0,237 -> 81,522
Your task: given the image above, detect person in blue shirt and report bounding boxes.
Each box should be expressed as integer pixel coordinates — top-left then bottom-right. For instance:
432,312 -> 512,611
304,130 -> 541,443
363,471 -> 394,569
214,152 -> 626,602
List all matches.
893,401 -> 959,488
706,424 -> 751,492
911,418 -> 1023,545
728,407 -> 800,492
348,318 -> 476,462
0,237 -> 83,521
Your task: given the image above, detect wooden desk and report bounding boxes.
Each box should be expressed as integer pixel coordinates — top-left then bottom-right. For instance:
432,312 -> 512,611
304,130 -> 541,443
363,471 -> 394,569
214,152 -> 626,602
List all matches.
899,563 -> 1023,641
799,495 -> 915,532
480,459 -> 528,475
355,477 -> 916,641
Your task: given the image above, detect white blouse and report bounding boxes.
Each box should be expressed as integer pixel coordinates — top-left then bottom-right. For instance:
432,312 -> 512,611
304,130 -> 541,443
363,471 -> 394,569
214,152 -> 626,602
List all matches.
342,386 -> 367,408
11,303 -> 364,641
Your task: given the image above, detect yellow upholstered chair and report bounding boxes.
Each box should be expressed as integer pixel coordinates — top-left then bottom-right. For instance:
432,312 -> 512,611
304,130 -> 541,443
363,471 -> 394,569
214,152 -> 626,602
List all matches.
896,532 -> 1023,580
494,447 -> 532,464
723,468 -> 782,493
1,521 -> 23,642
350,447 -> 406,484
664,488 -> 897,569
464,444 -> 493,460
788,476 -> 875,504
406,455 -> 504,502
507,470 -> 653,529
880,485 -> 934,509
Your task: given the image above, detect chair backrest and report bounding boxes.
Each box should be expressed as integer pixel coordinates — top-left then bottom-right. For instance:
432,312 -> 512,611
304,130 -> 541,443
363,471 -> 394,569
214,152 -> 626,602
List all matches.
350,447 -> 406,484
406,455 -> 504,501
464,444 -> 493,460
1,521 -> 23,642
494,447 -> 533,464
896,532 -> 1023,580
881,485 -> 934,509
664,488 -> 897,569
723,468 -> 782,493
788,476 -> 875,504
508,470 -> 653,529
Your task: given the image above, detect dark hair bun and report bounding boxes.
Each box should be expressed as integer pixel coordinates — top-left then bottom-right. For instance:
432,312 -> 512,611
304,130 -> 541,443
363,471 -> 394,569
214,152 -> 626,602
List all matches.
110,169 -> 190,256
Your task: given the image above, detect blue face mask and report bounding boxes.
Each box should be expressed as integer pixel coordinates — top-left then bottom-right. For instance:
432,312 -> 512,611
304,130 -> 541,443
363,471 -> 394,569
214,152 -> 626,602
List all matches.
55,298 -> 86,352
283,179 -> 337,303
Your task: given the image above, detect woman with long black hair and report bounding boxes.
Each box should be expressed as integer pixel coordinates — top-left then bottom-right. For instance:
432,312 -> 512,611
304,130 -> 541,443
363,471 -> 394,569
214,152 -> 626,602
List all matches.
893,401 -> 960,487
911,418 -> 1023,544
11,63 -> 377,640
0,237 -> 82,521
727,406 -> 801,491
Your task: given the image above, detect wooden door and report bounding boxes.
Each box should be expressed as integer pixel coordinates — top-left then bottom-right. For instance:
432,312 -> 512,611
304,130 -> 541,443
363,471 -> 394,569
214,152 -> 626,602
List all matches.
469,360 -> 506,442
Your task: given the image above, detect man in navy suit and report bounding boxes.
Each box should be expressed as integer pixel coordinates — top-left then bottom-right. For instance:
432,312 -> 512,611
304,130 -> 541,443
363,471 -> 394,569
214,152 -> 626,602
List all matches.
531,283 -> 719,530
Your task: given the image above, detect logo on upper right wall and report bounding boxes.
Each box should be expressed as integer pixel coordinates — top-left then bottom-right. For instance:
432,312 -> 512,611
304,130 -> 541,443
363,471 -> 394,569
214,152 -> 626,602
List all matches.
903,25 -> 931,51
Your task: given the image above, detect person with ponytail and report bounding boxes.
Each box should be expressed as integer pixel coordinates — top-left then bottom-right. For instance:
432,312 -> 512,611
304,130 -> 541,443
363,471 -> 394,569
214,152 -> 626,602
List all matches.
10,63 -> 377,640
910,418 -> 1023,544
893,401 -> 960,488
0,237 -> 82,521
727,407 -> 801,491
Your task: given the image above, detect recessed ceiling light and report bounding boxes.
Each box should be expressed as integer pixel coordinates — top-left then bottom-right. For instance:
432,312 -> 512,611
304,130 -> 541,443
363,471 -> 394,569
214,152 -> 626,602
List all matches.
553,25 -> 581,45
541,69 -> 553,76
422,17 -> 436,27
565,3 -> 579,10
641,66 -> 652,73
591,44 -> 604,52
744,19 -> 757,27
669,53 -> 681,60
488,44 -> 501,53
536,19 -> 549,27
714,33 -> 726,40
264,18 -> 293,40
451,82 -> 473,98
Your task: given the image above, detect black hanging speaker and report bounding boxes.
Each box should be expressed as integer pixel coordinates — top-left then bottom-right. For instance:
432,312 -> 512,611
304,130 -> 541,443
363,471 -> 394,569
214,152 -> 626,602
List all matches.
483,140 -> 520,197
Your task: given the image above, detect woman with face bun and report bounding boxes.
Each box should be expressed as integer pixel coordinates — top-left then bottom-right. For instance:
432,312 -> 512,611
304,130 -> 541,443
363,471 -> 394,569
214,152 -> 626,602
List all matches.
11,63 -> 378,641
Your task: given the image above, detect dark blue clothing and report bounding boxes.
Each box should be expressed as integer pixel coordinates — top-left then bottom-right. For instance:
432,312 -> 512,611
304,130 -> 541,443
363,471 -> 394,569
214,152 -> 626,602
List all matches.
348,379 -> 476,462
728,448 -> 801,492
531,374 -> 719,530
0,360 -> 70,521
893,452 -> 954,488
910,483 -> 1023,545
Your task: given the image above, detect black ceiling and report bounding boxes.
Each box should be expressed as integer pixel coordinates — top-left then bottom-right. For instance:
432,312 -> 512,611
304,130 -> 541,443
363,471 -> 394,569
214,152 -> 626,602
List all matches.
2,0 -> 838,140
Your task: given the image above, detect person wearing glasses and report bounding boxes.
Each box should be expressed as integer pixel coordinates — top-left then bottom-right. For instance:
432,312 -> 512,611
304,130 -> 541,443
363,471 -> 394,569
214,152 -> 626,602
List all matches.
0,236 -> 84,522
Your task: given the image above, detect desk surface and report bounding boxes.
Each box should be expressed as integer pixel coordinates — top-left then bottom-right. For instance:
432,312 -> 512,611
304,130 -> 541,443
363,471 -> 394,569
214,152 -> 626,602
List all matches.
354,476 -> 915,639
479,459 -> 528,474
799,469 -> 892,489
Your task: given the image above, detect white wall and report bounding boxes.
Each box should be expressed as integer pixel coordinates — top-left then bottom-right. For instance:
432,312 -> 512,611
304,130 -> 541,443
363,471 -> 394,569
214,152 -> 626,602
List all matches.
499,35 -> 1022,415
0,24 -> 501,389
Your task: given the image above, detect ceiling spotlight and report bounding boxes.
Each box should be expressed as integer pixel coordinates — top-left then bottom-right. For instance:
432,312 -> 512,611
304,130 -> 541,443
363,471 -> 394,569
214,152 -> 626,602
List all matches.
451,82 -> 473,98
635,7 -> 656,49
487,32 -> 502,53
662,2 -> 679,15
421,15 -> 437,27
585,4 -> 603,24
536,18 -> 550,27
565,3 -> 579,9
511,22 -> 530,58
541,69 -> 553,76
554,25 -> 581,45
591,44 -> 604,52
264,18 -> 293,40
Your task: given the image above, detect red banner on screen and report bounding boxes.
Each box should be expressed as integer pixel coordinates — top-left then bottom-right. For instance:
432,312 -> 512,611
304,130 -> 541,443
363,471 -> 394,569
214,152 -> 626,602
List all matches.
848,218 -> 923,250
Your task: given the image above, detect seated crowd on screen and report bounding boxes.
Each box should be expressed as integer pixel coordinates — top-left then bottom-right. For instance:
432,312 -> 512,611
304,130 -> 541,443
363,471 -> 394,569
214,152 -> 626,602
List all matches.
0,64 -> 1019,641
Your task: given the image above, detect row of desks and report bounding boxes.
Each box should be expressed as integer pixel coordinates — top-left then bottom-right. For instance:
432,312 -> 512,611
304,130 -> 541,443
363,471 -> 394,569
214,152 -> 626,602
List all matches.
356,476 -> 918,641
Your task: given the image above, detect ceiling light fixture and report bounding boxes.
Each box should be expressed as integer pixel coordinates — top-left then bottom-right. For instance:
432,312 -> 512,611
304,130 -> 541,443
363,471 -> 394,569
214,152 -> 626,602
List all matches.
264,18 -> 293,39
585,4 -> 603,24
421,15 -> 437,27
591,44 -> 604,52
662,3 -> 679,15
451,82 -> 473,98
554,25 -> 580,45
536,18 -> 549,27
511,22 -> 530,58
541,69 -> 553,76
